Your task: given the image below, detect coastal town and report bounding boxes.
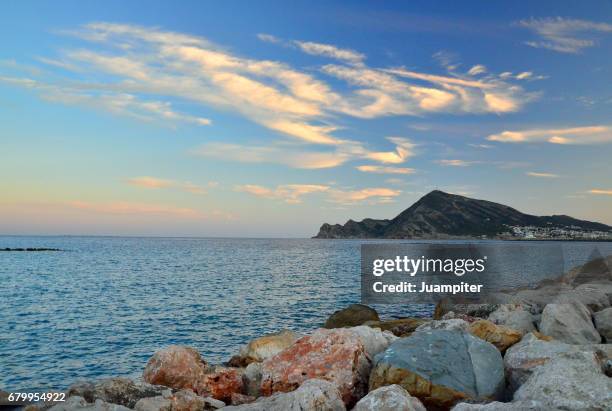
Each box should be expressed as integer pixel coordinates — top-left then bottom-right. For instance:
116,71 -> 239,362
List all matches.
501,224 -> 612,240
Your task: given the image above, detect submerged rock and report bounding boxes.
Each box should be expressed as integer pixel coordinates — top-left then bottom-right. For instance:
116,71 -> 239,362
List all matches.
369,329 -> 504,410
593,307 -> 612,342
143,346 -> 210,393
260,328 -> 370,406
352,385 -> 426,411
468,320 -> 522,353
324,304 -> 379,328
224,379 -> 345,411
539,303 -> 601,344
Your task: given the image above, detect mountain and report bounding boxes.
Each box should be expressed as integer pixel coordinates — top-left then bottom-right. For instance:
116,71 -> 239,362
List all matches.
314,190 -> 611,239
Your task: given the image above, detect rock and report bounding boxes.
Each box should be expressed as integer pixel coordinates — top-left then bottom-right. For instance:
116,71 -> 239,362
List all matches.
230,393 -> 256,406
260,328 -> 370,406
143,346 -> 210,393
200,367 -> 244,402
352,385 -> 426,411
440,312 -> 479,323
68,378 -> 167,408
593,307 -> 612,342
369,330 -> 504,410
468,320 -> 522,353
224,379 -> 345,411
134,389 -> 224,411
243,362 -> 262,397
488,307 -> 536,335
364,318 -> 427,337
324,304 -> 379,328
415,319 -> 469,333
513,350 -> 612,410
48,396 -> 131,411
433,301 -> 499,320
511,284 -> 573,314
539,303 -> 601,344
230,330 -> 301,366
451,400 -> 558,410
345,325 -> 397,358
553,286 -> 610,312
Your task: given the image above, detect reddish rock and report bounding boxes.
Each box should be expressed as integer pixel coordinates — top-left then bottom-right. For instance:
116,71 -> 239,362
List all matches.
260,328 -> 370,406
143,346 -> 209,392
199,367 -> 244,403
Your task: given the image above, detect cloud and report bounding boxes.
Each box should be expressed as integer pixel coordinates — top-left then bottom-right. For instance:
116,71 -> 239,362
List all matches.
328,187 -> 401,204
236,184 -> 329,203
467,65 -> 487,75
588,189 -> 612,195
526,171 -> 560,178
487,125 -> 612,144
127,176 -> 210,194
517,17 -> 612,53
436,159 -> 476,167
356,165 -> 415,174
293,40 -> 365,65
257,33 -> 281,44
468,143 -> 493,149
364,137 -> 415,164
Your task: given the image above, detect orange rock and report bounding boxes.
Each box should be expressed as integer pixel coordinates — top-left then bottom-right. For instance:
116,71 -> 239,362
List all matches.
199,367 -> 244,403
142,345 -> 209,392
469,319 -> 522,352
260,328 -> 370,407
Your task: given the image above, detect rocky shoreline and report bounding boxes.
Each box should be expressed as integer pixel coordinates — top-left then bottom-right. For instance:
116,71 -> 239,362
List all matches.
9,256 -> 612,411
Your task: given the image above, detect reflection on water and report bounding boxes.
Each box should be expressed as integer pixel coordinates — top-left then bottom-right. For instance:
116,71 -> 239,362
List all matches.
1,236 -> 610,391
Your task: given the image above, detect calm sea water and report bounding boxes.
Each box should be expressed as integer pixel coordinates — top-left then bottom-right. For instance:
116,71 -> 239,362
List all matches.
1,236 -> 611,392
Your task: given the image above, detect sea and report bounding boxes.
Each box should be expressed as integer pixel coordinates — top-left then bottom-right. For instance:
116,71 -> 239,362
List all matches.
1,236 -> 611,392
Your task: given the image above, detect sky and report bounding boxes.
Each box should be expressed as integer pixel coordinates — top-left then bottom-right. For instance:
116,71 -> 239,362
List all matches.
0,1 -> 611,237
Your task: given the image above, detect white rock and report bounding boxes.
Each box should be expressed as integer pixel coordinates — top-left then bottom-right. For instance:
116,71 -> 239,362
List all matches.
345,325 -> 398,358
539,302 -> 601,344
452,400 -> 559,410
48,396 -> 131,411
488,307 -> 535,335
352,385 -> 425,411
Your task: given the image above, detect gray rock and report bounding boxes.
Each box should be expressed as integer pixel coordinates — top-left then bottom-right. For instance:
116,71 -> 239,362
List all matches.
134,390 -> 224,411
554,286 -> 610,312
416,318 -> 470,333
48,396 -> 131,411
243,362 -> 262,397
451,400 -> 559,410
488,307 -> 535,335
352,385 -> 425,411
369,330 -> 504,409
511,284 -> 573,313
593,307 -> 612,342
67,378 -> 167,409
223,379 -> 345,411
345,325 -> 398,358
324,304 -> 379,328
540,302 -> 601,343
513,350 -> 612,410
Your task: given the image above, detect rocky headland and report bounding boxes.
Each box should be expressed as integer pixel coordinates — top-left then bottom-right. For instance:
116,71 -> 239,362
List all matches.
314,190 -> 612,239
10,256 -> 612,411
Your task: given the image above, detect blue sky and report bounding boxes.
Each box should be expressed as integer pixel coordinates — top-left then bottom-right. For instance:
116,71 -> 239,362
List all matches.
1,1 -> 611,236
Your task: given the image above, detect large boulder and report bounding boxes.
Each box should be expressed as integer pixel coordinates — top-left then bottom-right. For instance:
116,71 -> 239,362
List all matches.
224,379 -> 345,411
369,330 -> 505,410
513,350 -> 612,410
134,389 -> 225,411
593,307 -> 612,342
143,346 -> 210,393
344,325 -> 397,358
260,328 -> 371,406
553,287 -> 610,312
324,304 -> 379,328
539,303 -> 601,344
67,378 -> 167,408
468,320 -> 522,353
488,306 -> 536,335
365,318 -> 427,337
230,330 -> 301,366
353,385 -> 426,411
48,396 -> 131,411
243,362 -> 263,397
